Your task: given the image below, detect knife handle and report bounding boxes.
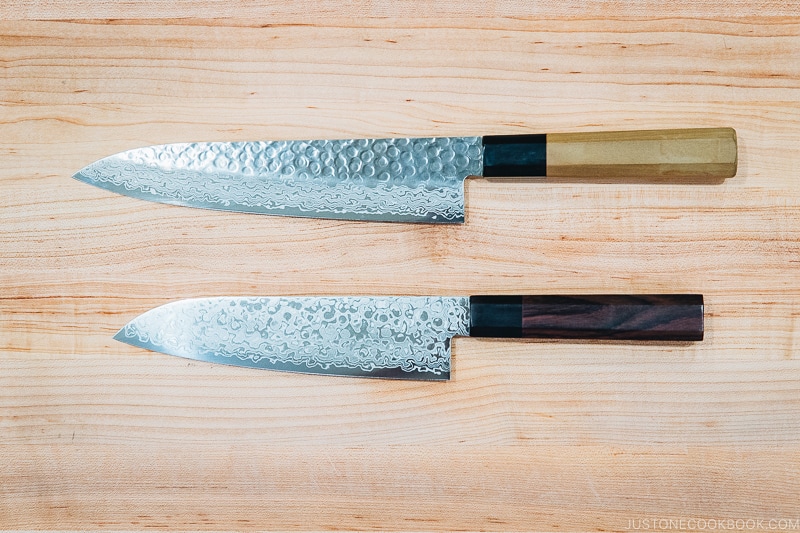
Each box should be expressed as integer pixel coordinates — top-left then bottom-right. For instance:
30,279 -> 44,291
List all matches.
482,127 -> 737,179
469,294 -> 703,341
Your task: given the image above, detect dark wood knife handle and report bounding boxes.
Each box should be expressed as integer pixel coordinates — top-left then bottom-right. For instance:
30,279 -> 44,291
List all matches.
469,295 -> 703,341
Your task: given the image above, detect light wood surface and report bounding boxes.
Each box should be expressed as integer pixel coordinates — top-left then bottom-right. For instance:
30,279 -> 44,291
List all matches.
1,4 -> 799,531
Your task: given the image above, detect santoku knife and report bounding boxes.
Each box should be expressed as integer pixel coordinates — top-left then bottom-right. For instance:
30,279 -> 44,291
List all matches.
115,294 -> 704,380
74,128 -> 737,223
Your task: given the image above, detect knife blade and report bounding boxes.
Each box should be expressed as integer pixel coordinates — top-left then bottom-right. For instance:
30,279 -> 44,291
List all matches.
74,128 -> 737,223
115,294 -> 703,380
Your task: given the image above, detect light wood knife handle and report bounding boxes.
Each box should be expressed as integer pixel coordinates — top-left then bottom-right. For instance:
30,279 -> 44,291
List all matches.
482,127 -> 737,179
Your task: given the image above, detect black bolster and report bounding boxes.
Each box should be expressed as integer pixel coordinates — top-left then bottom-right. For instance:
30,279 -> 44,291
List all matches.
469,295 -> 523,338
482,134 -> 547,177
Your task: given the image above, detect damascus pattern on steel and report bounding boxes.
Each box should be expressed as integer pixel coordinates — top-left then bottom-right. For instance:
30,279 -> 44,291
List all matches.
115,296 -> 471,379
74,137 -> 484,223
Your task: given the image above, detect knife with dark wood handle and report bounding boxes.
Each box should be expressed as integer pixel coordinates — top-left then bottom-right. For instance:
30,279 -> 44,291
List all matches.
115,294 -> 703,380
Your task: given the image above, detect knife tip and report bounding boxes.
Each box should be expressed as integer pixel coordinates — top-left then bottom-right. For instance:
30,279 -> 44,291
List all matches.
71,168 -> 89,183
112,328 -> 131,345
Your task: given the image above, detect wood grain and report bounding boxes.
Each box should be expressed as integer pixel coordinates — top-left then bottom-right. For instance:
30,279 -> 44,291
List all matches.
546,128 -> 738,179
0,0 -> 798,19
519,294 -> 705,340
1,7 -> 799,532
2,1 -> 798,20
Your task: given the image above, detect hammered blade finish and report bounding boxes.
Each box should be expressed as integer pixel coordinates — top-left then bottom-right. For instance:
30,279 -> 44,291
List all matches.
74,137 -> 484,223
115,296 -> 472,380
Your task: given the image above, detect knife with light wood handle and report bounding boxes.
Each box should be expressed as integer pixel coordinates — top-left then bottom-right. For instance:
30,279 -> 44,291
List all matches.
74,127 -> 737,223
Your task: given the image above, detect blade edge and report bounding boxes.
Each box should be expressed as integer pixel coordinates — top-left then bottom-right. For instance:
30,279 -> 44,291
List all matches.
114,328 -> 450,380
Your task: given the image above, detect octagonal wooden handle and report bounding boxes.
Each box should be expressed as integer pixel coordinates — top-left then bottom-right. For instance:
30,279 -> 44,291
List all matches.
482,127 -> 737,179
469,294 -> 704,341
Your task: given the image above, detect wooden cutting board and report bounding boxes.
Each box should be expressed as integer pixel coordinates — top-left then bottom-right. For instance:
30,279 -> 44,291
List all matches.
1,2 -> 798,531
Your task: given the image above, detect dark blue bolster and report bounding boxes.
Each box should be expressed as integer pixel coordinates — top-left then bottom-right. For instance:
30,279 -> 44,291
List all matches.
481,134 -> 547,177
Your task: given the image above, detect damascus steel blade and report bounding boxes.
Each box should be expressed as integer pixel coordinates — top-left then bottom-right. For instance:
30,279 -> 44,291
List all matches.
114,296 -> 471,380
74,137 -> 484,223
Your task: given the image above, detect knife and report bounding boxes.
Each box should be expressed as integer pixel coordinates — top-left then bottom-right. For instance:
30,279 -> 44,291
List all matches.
115,294 -> 703,380
74,128 -> 737,223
